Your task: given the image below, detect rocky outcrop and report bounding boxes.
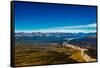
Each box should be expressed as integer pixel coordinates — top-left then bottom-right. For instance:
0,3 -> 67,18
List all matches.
63,44 -> 96,62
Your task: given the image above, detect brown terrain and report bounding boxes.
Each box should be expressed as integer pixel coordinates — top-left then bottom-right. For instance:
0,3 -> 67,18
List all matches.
15,44 -> 96,67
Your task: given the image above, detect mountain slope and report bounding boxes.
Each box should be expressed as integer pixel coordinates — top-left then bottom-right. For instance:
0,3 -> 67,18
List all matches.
68,36 -> 97,47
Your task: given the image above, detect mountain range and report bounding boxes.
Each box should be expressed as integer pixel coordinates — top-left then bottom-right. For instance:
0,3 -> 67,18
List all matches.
15,32 -> 96,44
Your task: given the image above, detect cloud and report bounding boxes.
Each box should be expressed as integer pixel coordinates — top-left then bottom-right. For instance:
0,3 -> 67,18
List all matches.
33,29 -> 96,33
16,23 -> 96,33
57,23 -> 96,29
16,29 -> 96,33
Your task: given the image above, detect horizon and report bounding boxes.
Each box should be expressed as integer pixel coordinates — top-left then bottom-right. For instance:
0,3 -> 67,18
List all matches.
14,2 -> 97,33
15,32 -> 97,34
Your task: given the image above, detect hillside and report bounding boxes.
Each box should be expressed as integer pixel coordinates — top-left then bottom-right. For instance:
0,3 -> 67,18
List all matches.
63,44 -> 96,62
15,43 -> 96,67
68,36 -> 97,47
68,36 -> 97,58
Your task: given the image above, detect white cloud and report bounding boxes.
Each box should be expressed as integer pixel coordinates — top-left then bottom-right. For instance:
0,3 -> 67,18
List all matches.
16,23 -> 96,33
16,29 -> 96,33
57,23 -> 96,29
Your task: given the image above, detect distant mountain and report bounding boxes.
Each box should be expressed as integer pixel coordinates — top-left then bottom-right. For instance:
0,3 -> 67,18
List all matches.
15,32 -> 96,44
15,32 -> 96,38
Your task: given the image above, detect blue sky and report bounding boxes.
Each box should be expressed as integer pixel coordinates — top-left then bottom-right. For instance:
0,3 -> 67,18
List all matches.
14,1 -> 97,33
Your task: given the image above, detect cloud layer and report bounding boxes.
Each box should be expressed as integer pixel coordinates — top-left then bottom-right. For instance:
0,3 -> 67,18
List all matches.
16,23 -> 96,33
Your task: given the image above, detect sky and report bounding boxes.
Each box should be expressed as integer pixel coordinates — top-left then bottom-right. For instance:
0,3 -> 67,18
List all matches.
14,1 -> 97,33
